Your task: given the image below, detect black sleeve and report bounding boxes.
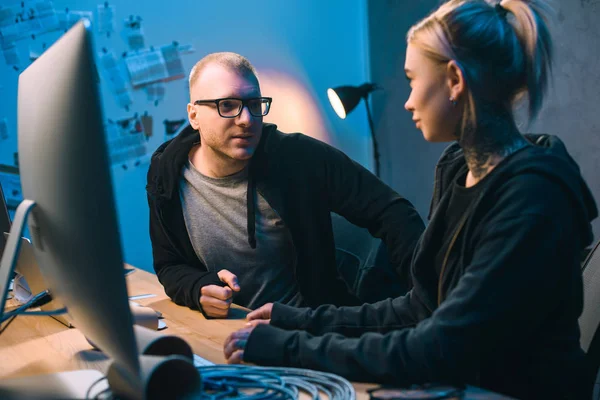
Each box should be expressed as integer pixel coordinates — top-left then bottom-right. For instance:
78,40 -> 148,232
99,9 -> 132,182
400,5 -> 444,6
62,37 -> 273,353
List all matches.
245,176 -> 579,384
246,213 -> 567,383
311,138 -> 426,286
270,288 -> 430,337
147,189 -> 223,315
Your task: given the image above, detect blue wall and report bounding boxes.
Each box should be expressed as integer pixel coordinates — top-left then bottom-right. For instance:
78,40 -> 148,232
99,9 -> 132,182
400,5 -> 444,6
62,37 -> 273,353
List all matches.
0,0 -> 372,272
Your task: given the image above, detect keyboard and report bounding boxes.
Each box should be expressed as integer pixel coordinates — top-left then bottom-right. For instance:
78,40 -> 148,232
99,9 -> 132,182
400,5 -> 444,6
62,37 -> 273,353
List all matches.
193,354 -> 215,367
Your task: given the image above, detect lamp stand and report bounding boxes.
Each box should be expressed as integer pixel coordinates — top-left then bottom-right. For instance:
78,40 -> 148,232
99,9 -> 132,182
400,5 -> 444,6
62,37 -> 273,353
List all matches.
364,97 -> 381,178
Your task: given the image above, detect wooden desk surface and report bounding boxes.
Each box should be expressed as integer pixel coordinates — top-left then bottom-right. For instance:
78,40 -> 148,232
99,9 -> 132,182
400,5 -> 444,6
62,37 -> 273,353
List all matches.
0,266 -> 509,399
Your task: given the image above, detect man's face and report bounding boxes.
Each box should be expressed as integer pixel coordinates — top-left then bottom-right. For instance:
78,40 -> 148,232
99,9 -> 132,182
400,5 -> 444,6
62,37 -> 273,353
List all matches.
187,64 -> 263,162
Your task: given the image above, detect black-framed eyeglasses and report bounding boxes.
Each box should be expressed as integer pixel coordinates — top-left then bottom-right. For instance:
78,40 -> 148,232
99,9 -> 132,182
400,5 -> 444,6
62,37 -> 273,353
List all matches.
193,97 -> 272,118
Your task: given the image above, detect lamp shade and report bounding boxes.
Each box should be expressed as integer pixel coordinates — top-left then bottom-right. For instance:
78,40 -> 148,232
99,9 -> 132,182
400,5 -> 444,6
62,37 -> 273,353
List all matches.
327,83 -> 379,119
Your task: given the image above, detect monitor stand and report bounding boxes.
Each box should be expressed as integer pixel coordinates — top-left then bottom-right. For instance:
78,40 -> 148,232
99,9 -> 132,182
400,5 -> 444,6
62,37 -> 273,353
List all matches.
0,200 -> 36,322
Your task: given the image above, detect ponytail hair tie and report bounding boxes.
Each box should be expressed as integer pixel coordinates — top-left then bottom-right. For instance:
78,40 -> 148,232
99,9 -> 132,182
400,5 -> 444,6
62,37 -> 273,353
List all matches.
495,3 -> 508,18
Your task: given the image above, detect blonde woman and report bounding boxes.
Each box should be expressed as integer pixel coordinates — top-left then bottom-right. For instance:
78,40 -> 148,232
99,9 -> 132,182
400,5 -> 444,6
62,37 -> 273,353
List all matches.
225,1 -> 597,398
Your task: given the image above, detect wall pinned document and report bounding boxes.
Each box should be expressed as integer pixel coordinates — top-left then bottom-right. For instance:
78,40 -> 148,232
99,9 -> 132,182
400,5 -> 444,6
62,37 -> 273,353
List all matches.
31,0 -> 59,33
56,9 -> 93,32
0,165 -> 22,209
105,115 -> 148,167
97,2 -> 115,36
2,44 -> 20,66
124,42 -> 186,88
28,41 -> 46,62
140,114 -> 153,139
145,82 -> 165,106
164,118 -> 186,138
98,49 -> 133,109
0,1 -> 59,47
122,15 -> 144,50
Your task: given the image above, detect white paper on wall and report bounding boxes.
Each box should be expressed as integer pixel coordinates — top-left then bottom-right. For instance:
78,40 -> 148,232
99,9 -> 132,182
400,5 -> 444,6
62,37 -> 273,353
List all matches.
115,92 -> 133,110
177,43 -> 195,55
140,114 -> 153,138
105,116 -> 148,167
56,9 -> 93,31
0,1 -> 59,46
28,0 -> 58,36
161,42 -> 185,80
98,50 -> 133,109
97,2 -> 115,36
2,44 -> 20,66
145,82 -> 165,105
0,5 -> 16,29
0,20 -> 30,45
124,47 -> 168,87
34,0 -> 59,34
122,15 -> 144,50
32,0 -> 56,20
124,42 -> 186,88
29,48 -> 40,62
0,166 -> 22,208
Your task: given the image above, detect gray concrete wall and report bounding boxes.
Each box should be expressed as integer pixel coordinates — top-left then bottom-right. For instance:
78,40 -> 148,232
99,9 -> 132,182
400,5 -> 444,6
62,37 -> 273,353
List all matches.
368,0 -> 447,221
368,0 -> 600,238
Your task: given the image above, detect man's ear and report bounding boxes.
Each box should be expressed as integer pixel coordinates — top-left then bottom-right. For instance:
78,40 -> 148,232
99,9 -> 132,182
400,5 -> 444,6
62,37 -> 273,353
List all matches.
187,103 -> 200,130
446,60 -> 466,102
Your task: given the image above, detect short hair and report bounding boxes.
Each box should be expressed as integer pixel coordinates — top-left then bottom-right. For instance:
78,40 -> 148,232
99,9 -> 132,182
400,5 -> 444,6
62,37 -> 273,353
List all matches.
188,52 -> 259,99
407,0 -> 553,135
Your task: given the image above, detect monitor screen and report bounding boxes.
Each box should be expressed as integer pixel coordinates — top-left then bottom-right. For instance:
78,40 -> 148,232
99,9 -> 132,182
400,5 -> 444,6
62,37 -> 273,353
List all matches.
16,20 -> 140,386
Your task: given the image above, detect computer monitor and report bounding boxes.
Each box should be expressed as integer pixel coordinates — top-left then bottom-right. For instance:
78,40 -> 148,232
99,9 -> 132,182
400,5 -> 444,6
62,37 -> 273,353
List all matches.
16,19 -> 142,394
0,20 -> 200,400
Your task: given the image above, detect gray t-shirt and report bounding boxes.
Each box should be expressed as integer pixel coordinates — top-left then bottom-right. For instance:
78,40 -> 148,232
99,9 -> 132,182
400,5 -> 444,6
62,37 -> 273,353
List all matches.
179,160 -> 304,309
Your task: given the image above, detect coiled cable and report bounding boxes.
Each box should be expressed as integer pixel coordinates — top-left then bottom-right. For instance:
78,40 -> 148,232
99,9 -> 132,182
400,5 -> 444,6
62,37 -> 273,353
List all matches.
197,365 -> 355,400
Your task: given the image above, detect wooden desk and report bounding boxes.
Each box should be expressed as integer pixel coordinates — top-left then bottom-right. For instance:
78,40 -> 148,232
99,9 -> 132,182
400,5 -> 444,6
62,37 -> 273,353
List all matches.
0,266 -> 509,399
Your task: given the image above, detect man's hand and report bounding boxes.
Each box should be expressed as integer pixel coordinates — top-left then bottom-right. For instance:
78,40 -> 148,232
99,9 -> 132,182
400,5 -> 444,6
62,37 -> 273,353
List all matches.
224,326 -> 255,364
200,269 -> 241,318
245,302 -> 273,327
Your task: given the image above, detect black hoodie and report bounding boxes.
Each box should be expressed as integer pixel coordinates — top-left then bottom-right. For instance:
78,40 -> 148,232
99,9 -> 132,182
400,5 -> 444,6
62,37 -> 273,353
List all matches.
244,134 -> 598,400
146,123 -> 425,313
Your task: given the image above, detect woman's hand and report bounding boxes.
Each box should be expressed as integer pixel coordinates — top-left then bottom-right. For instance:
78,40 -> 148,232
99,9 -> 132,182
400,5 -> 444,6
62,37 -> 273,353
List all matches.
223,326 -> 255,364
246,302 -> 273,326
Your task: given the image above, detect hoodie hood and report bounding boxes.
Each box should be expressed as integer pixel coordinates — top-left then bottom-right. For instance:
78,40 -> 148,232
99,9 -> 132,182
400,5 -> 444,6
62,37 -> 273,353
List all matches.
433,134 -> 597,247
147,122 -> 280,249
519,135 -> 597,247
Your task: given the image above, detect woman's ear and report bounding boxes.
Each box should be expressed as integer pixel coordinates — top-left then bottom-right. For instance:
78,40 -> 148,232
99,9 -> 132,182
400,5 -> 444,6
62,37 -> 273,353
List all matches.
446,60 -> 465,101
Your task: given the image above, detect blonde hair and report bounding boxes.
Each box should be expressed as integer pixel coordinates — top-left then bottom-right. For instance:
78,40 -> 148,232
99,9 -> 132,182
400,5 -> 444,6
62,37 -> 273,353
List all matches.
188,52 -> 259,99
407,0 -> 553,135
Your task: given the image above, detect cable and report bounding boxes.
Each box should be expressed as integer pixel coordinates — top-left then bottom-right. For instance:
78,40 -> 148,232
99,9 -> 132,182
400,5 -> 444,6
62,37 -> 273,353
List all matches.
0,290 -> 67,323
85,376 -> 111,400
10,307 -> 68,317
200,369 -> 295,399
196,365 -> 355,400
81,363 -> 353,399
0,290 -> 67,336
93,387 -> 113,400
1,290 -> 52,322
0,315 -> 16,335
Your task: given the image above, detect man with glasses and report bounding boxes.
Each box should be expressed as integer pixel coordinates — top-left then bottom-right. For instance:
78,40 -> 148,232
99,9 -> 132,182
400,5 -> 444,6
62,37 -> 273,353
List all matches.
146,52 -> 424,318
